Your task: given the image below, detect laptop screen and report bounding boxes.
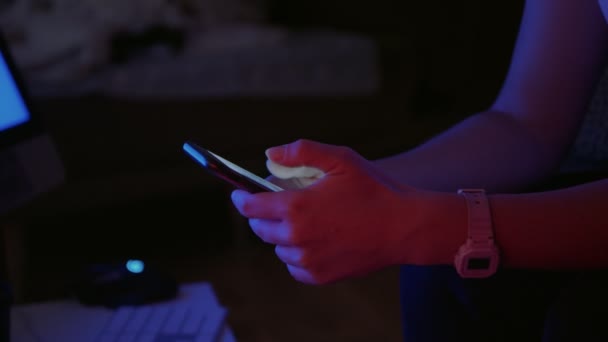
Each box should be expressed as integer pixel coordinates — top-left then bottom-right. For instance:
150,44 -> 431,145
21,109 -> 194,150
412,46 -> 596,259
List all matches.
0,50 -> 29,132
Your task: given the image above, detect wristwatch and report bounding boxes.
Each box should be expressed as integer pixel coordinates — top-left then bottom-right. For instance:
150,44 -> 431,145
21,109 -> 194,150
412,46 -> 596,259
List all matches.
454,189 -> 500,278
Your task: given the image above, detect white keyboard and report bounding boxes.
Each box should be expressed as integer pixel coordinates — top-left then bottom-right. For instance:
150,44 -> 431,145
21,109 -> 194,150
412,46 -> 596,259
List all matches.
96,301 -> 227,342
11,282 -> 232,342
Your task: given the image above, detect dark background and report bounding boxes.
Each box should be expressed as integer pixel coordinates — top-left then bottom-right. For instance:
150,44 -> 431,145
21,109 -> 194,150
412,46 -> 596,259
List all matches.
2,1 -> 525,341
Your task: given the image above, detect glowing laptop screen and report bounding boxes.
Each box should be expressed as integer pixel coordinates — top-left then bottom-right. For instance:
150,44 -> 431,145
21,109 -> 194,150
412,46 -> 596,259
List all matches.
0,50 -> 29,131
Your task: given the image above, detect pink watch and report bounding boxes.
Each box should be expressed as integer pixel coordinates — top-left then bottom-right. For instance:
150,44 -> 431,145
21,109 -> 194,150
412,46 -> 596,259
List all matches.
454,189 -> 500,278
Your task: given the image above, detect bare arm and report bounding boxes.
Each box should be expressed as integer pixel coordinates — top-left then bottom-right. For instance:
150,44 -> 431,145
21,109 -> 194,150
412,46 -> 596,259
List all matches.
376,0 -> 608,193
235,0 -> 608,281
407,178 -> 608,269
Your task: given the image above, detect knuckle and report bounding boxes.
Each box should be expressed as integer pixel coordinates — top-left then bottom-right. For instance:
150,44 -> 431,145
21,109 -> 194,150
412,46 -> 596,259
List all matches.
280,215 -> 302,243
282,228 -> 298,245
283,224 -> 304,247
301,253 -> 317,270
305,263 -> 334,285
287,141 -> 300,158
290,139 -> 313,156
288,248 -> 310,267
313,272 -> 332,286
292,249 -> 308,267
284,196 -> 306,223
335,145 -> 357,161
308,271 -> 324,285
293,230 -> 308,246
294,138 -> 312,149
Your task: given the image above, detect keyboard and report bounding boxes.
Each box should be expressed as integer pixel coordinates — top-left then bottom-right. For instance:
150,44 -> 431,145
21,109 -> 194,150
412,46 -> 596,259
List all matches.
12,282 -> 232,342
96,300 -> 227,342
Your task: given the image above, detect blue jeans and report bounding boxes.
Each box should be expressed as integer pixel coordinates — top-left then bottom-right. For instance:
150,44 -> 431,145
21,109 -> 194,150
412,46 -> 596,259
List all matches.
399,265 -> 608,341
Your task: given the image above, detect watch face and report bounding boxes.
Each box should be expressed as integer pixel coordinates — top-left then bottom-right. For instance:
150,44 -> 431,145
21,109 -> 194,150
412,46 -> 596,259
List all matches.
455,248 -> 499,278
467,257 -> 491,270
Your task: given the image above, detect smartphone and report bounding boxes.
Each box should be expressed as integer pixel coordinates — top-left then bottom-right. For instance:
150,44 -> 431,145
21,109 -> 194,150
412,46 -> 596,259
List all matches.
183,141 -> 283,193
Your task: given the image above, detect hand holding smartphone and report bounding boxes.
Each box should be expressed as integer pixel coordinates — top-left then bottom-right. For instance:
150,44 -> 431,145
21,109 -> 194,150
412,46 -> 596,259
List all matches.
183,141 -> 283,193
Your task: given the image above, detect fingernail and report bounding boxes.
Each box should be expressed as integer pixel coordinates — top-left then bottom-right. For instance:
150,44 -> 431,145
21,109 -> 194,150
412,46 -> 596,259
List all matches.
231,190 -> 244,205
230,190 -> 238,203
265,145 -> 286,161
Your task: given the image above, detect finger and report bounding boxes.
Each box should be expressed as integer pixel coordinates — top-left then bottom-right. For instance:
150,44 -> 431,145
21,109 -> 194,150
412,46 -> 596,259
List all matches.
265,139 -> 353,173
249,219 -> 294,245
285,264 -> 318,285
274,245 -> 308,267
230,189 -> 290,219
266,160 -> 325,182
265,175 -> 304,190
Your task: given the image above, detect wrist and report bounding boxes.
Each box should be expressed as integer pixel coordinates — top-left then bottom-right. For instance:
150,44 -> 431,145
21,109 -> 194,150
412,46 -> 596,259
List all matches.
391,190 -> 468,265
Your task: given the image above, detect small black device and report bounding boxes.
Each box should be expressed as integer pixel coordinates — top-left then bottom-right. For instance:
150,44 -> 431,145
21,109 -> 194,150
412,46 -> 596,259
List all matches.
74,259 -> 178,308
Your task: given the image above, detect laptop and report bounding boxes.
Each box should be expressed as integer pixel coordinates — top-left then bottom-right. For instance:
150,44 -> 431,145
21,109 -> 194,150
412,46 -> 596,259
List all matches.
0,29 -> 64,217
0,33 -> 235,342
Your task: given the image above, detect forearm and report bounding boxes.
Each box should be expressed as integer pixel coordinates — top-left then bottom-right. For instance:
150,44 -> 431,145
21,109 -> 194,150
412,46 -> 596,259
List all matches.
375,110 -> 566,193
408,179 -> 608,269
491,179 -> 608,269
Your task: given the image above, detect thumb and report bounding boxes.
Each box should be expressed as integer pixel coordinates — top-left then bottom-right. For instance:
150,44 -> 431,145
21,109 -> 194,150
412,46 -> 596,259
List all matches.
265,139 -> 350,172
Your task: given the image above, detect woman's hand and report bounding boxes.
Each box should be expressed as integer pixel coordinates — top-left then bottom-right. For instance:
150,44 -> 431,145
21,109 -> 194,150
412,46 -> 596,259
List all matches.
231,139 -> 436,285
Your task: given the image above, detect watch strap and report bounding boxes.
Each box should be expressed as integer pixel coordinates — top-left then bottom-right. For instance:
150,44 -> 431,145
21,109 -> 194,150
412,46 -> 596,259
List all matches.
458,189 -> 495,247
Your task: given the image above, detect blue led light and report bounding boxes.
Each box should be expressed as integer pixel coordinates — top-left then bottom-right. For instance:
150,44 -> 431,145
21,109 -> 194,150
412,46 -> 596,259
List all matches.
126,259 -> 145,274
183,143 -> 208,167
